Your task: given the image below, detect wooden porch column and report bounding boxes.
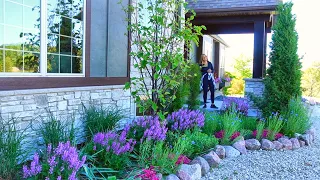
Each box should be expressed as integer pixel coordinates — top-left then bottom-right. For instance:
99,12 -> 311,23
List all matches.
253,21 -> 265,78
262,32 -> 267,77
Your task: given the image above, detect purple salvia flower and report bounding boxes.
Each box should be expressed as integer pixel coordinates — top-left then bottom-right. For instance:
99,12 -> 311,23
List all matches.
57,176 -> 62,180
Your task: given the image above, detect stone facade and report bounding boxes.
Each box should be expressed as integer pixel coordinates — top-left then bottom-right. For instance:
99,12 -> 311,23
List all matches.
244,78 -> 265,117
0,85 -> 135,132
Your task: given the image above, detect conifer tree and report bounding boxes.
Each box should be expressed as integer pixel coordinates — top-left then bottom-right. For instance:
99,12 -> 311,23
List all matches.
262,2 -> 302,116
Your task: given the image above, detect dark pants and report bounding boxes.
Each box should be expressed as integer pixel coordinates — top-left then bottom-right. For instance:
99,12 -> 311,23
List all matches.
203,79 -> 215,104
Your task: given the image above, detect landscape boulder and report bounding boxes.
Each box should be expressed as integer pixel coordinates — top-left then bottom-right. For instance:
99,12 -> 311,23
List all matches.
245,139 -> 261,150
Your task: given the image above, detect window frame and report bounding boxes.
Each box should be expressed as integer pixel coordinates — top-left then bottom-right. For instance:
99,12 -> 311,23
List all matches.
0,0 -> 131,91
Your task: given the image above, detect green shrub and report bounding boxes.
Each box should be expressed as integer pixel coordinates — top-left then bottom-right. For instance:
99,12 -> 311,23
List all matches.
240,116 -> 257,131
151,139 -> 189,175
168,81 -> 190,113
83,104 -> 124,139
202,112 -> 222,136
282,97 -> 311,137
35,112 -> 76,147
0,118 -> 28,179
266,113 -> 284,141
262,2 -> 302,117
187,63 -> 201,110
183,130 -> 218,157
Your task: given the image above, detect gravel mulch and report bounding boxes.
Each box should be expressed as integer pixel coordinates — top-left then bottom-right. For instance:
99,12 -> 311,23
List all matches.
202,106 -> 320,180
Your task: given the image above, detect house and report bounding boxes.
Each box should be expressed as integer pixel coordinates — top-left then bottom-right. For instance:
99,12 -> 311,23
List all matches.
0,0 -> 280,126
187,0 -> 280,97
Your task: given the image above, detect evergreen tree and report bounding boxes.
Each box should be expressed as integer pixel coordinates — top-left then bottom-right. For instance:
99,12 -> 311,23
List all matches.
262,2 -> 302,116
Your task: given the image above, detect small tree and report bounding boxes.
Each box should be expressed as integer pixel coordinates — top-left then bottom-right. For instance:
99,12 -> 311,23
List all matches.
122,0 -> 205,118
302,62 -> 320,97
262,2 -> 302,116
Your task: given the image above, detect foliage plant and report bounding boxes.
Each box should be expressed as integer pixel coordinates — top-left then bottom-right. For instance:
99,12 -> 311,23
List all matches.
262,2 -> 302,116
187,63 -> 201,110
0,118 -> 28,179
222,97 -> 249,116
83,104 -> 124,140
266,113 -> 284,141
123,0 -> 205,118
183,130 -> 218,157
35,112 -> 76,148
240,116 -> 257,131
202,112 -> 221,136
23,142 -> 86,180
91,129 -> 136,171
166,109 -> 205,133
219,108 -> 242,145
282,97 -> 311,137
169,80 -> 190,114
150,138 -> 188,174
255,122 -> 265,141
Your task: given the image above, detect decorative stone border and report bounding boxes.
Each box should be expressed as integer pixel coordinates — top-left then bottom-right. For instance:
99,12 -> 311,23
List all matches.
163,128 -> 316,180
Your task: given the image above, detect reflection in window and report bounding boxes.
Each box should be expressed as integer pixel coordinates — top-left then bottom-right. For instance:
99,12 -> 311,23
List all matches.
0,0 -> 41,73
0,0 -> 84,74
47,0 -> 84,74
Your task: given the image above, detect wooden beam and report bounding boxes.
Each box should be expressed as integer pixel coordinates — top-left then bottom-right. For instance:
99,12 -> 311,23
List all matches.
203,23 -> 271,34
253,21 -> 265,78
193,14 -> 271,25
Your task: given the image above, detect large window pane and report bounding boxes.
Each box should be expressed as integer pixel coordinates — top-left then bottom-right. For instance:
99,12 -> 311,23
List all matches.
23,52 -> 39,73
23,29 -> 40,52
5,1 -> 23,27
5,50 -> 23,73
47,0 -> 84,74
47,54 -> 59,73
4,26 -> 23,50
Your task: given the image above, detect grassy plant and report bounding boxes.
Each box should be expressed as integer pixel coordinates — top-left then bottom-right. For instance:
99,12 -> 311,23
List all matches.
151,138 -> 189,175
83,104 -> 124,140
266,113 -> 284,141
35,112 -> 76,147
138,140 -> 153,167
202,112 -> 221,136
220,108 -> 241,145
282,97 -> 311,137
240,116 -> 257,131
0,117 -> 28,179
169,81 -> 190,113
183,130 -> 218,157
256,122 -> 265,140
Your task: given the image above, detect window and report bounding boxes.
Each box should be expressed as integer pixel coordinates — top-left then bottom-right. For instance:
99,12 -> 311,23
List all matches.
0,0 -> 85,76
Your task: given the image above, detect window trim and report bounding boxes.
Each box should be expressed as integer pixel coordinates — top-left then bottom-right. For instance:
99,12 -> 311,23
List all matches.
0,0 -> 131,91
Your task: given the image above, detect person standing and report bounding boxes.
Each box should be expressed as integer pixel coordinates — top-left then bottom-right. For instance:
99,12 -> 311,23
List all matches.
200,54 -> 218,108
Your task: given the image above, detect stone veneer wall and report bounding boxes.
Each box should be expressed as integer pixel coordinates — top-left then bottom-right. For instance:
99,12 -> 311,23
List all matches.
244,78 -> 265,117
0,85 -> 135,137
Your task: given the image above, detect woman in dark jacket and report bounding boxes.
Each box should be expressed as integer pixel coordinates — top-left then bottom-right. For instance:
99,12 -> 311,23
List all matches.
200,54 -> 218,108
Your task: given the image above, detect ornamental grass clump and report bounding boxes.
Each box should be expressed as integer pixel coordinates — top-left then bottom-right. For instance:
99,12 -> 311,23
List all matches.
266,112 -> 284,141
222,97 -> 249,116
220,109 -> 242,145
23,141 -> 86,180
0,118 -> 28,180
92,129 -> 136,170
202,112 -> 221,136
282,97 -> 311,137
167,109 -> 205,132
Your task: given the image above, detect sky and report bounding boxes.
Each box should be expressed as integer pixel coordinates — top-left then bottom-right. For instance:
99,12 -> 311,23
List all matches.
220,0 -> 320,71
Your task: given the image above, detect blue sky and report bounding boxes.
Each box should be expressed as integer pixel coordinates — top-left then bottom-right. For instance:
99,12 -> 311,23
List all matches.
221,0 -> 320,71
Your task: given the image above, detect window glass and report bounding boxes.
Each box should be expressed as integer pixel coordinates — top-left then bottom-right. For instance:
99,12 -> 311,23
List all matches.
47,0 -> 84,74
1,0 -> 41,73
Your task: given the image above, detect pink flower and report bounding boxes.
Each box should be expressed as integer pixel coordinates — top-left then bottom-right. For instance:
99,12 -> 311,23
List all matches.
230,132 -> 240,140
175,155 -> 191,165
215,130 -> 225,139
275,133 -> 283,140
137,166 -> 159,180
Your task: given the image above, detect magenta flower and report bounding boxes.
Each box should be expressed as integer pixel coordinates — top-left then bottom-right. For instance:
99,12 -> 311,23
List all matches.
175,155 -> 191,165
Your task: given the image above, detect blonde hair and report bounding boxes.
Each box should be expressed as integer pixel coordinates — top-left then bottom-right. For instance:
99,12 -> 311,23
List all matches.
200,54 -> 207,64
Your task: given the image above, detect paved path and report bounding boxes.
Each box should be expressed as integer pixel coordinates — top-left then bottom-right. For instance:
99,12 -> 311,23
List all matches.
202,106 -> 320,180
